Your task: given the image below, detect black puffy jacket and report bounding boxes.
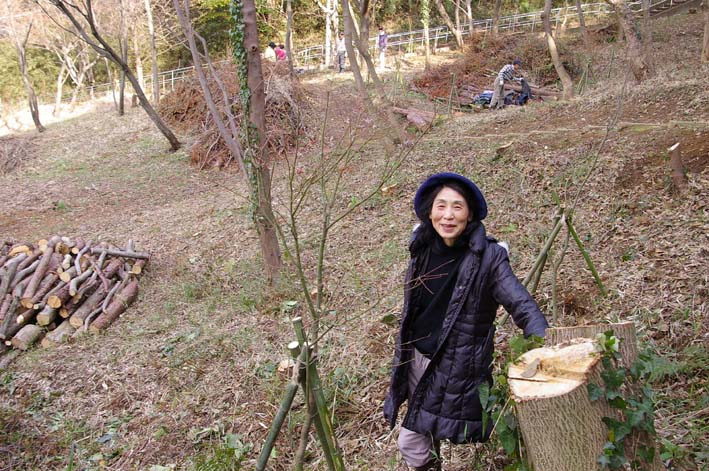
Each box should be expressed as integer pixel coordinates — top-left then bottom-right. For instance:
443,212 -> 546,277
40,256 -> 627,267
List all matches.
383,223 -> 548,443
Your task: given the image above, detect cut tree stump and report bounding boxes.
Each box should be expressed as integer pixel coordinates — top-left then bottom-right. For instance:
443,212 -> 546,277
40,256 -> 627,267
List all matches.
668,142 -> 688,192
10,324 -> 44,350
513,323 -> 663,471
509,339 -> 613,471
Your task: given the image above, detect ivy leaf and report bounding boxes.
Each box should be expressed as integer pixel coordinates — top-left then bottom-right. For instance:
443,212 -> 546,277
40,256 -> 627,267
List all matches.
499,425 -> 518,455
626,408 -> 645,427
597,453 -> 611,468
638,445 -> 656,463
601,368 -> 625,391
588,383 -> 604,401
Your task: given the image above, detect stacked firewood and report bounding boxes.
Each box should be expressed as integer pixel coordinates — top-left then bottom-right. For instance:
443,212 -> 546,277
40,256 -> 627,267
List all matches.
0,236 -> 148,353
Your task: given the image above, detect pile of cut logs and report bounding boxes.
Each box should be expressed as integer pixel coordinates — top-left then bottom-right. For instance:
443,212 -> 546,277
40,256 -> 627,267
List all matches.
0,236 -> 148,353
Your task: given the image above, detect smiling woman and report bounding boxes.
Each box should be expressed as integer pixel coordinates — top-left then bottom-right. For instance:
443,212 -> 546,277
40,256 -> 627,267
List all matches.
383,172 -> 549,471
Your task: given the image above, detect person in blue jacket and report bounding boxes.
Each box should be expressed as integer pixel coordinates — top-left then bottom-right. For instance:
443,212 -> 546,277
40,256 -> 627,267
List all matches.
384,173 -> 548,470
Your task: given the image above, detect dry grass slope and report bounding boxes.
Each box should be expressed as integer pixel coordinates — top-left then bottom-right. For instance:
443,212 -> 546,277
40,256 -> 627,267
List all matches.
0,12 -> 706,471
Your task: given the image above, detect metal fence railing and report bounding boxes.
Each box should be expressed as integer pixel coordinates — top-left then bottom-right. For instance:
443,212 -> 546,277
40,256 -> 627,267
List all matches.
60,0 -> 663,103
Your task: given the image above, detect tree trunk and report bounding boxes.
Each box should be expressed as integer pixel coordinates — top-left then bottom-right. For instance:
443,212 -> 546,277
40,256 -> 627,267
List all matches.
543,0 -> 574,100
341,0 -> 370,96
118,0 -> 128,116
14,28 -> 45,133
433,0 -> 464,48
323,0 -> 333,67
702,0 -> 709,63
605,0 -> 653,82
575,0 -> 590,48
285,0 -> 295,76
53,63 -> 67,116
542,323 -> 664,470
132,24 -> 144,91
240,0 -> 283,281
510,340 -> 614,471
492,0 -> 502,36
465,0 -> 474,39
422,0 -> 432,70
455,0 -> 461,40
145,0 -> 160,104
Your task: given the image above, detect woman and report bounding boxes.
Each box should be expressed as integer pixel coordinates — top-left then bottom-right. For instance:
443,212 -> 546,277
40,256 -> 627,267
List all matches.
383,173 -> 548,471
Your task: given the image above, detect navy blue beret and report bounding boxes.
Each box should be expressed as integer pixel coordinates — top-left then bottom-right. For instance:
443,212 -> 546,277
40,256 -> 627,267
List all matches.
413,172 -> 488,221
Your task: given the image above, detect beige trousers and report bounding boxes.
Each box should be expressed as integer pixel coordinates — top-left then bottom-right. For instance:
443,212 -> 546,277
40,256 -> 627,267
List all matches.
397,349 -> 439,467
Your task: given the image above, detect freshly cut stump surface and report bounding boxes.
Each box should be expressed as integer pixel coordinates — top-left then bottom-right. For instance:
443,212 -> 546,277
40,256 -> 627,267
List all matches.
509,339 -> 612,471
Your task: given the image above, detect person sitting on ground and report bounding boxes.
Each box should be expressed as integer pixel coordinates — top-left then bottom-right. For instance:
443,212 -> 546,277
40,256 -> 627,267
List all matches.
383,172 -> 548,471
264,42 -> 277,62
489,59 -> 523,110
276,44 -> 287,61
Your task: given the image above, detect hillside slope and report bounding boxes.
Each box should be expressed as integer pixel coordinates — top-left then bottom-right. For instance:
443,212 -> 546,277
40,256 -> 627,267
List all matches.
0,11 -> 706,471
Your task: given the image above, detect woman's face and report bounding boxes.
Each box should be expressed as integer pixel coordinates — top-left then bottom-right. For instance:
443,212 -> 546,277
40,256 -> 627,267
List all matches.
429,186 -> 471,246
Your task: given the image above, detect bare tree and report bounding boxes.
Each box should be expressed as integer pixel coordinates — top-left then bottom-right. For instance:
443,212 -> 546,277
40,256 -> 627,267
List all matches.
285,0 -> 295,75
2,4 -> 45,132
38,0 -> 181,150
173,0 -> 282,280
604,0 -> 654,82
575,0 -> 591,49
433,0 -> 464,48
117,0 -> 129,115
144,0 -> 159,104
492,0 -> 502,36
702,0 -> 709,63
316,0 -> 337,67
422,0 -> 431,70
542,0 -> 574,99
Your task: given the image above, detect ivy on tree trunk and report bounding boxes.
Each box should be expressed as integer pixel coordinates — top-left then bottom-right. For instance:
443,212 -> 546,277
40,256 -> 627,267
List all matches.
230,0 -> 282,281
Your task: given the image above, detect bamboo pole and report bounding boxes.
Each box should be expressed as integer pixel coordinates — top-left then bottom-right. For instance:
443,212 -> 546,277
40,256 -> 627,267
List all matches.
255,341 -> 304,471
566,217 -> 607,297
292,317 -> 343,471
498,212 -> 565,326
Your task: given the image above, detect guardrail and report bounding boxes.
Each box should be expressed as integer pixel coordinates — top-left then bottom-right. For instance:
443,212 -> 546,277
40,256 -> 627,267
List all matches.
60,0 -> 661,103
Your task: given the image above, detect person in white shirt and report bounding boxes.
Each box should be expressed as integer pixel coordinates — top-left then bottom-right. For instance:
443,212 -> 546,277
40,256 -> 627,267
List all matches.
336,32 -> 347,73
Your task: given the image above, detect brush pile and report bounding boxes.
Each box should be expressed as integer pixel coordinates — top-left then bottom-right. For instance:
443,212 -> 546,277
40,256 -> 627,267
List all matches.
159,61 -> 307,169
0,135 -> 34,175
0,236 -> 148,354
412,33 -> 573,105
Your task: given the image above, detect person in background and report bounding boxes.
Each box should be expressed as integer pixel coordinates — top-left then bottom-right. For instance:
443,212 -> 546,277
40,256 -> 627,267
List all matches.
383,173 -> 548,471
377,26 -> 388,72
276,44 -> 287,61
264,42 -> 277,62
489,58 -> 523,109
336,32 -> 347,73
